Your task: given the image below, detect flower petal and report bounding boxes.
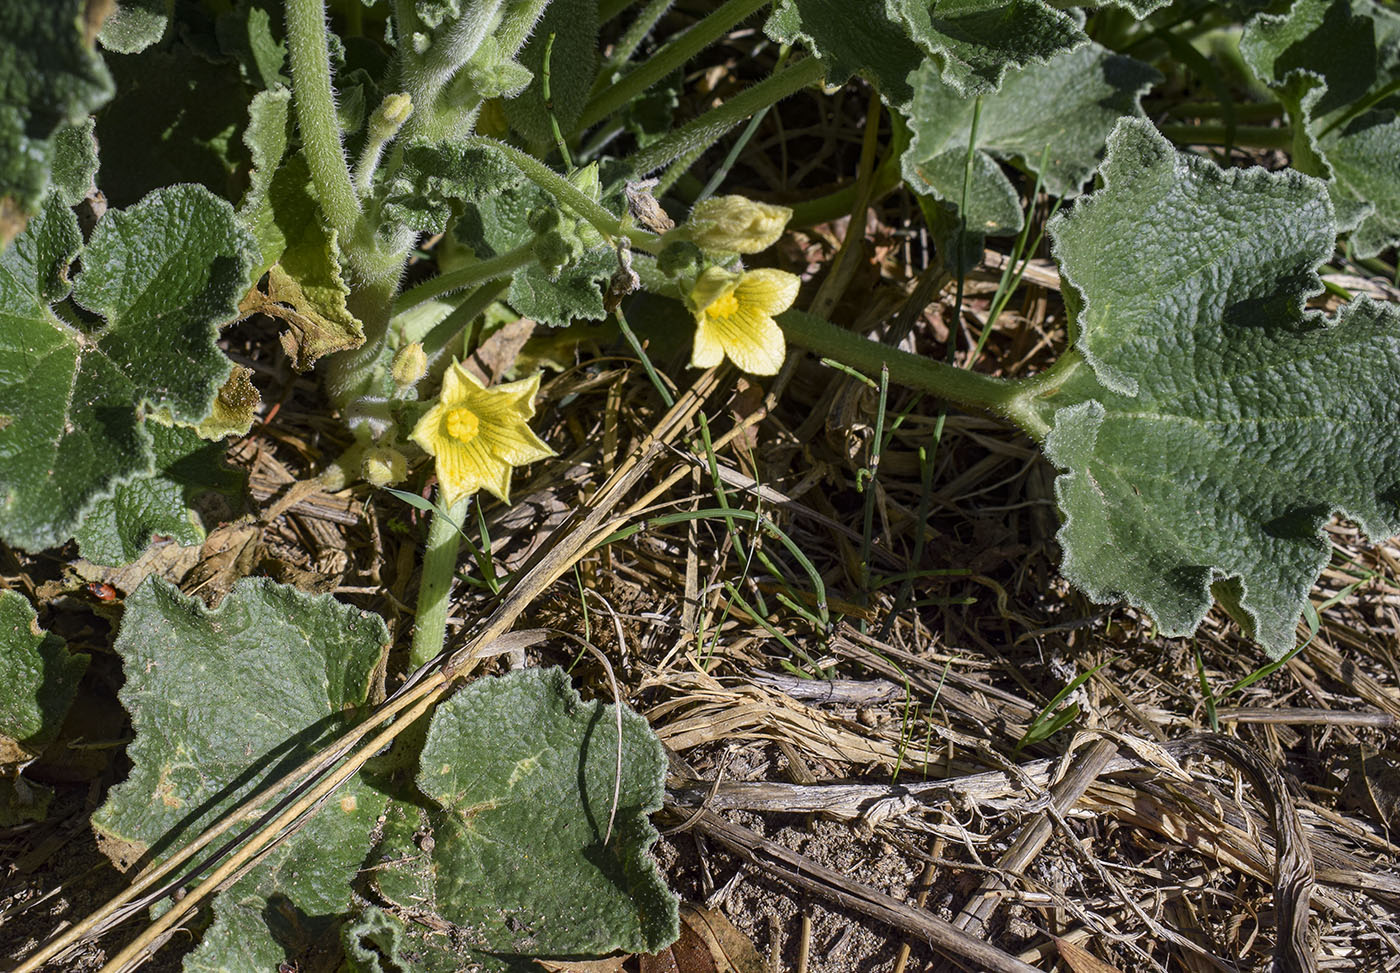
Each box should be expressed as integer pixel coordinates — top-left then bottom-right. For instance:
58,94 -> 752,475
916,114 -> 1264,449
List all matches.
734,268 -> 800,316
411,402 -> 450,456
479,418 -> 555,468
690,312 -> 727,369
440,359 -> 486,405
708,305 -> 786,375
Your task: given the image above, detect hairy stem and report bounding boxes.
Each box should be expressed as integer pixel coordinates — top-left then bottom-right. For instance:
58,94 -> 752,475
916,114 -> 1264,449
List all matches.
574,0 -> 770,133
395,242 -> 537,313
411,496 -> 471,668
286,0 -> 360,236
631,56 -> 822,175
778,308 -> 1041,433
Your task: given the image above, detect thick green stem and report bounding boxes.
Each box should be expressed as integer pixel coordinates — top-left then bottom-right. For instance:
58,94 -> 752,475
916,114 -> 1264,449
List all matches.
631,56 -> 822,176
573,0 -> 770,133
286,0 -> 360,236
411,496 -> 470,668
779,308 -> 1041,434
395,242 -> 537,313
1158,123 -> 1292,149
466,137 -> 663,251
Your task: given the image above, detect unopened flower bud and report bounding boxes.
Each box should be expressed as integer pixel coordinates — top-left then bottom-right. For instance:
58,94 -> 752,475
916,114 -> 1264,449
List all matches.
361,446 -> 407,487
687,195 -> 792,254
369,93 -> 414,143
392,342 -> 427,388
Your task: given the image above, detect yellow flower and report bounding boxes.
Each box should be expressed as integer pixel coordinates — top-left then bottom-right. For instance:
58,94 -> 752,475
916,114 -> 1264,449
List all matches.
688,266 -> 800,376
687,195 -> 792,254
410,362 -> 554,507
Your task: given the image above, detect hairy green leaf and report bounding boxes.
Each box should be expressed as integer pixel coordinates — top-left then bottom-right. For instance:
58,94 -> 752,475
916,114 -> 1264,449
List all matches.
1033,119 -> 1400,657
903,43 -> 1161,202
0,0 -> 114,245
0,185 -> 256,551
50,116 -> 99,208
73,423 -> 246,566
1241,0 -> 1400,256
456,181 -> 614,326
364,667 -> 678,970
0,589 -> 88,770
382,138 -> 524,234
98,0 -> 170,54
93,578 -> 389,970
769,0 -> 1086,100
901,41 -> 1158,265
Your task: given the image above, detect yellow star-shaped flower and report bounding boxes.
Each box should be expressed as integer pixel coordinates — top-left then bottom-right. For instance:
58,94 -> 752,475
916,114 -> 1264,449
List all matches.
410,362 -> 555,507
688,266 -> 801,376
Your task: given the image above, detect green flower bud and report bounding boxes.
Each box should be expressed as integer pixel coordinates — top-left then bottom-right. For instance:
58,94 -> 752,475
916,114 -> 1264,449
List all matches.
368,93 -> 413,143
361,446 -> 408,488
687,195 -> 793,254
392,342 -> 427,388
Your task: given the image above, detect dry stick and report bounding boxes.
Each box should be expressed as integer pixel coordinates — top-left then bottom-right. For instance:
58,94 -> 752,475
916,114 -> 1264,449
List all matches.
948,738 -> 1120,939
688,811 -> 1042,973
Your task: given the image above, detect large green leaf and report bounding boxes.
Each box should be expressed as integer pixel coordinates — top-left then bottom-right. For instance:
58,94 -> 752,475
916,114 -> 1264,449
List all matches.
900,41 -> 1158,265
1241,0 -> 1400,256
73,423 -> 246,566
0,589 -> 88,770
0,185 -> 256,551
0,0 -> 113,246
903,42 -> 1161,202
1032,119 -> 1400,657
768,0 -> 1086,100
93,578 -> 389,971
362,667 -> 678,971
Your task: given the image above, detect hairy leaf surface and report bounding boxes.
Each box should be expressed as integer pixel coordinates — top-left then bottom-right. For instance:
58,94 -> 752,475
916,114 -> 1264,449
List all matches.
0,186 -> 255,551
94,578 -> 389,971
73,423 -> 246,566
1036,119 -> 1400,657
456,180 -> 614,326
364,667 -> 678,970
768,0 -> 1086,99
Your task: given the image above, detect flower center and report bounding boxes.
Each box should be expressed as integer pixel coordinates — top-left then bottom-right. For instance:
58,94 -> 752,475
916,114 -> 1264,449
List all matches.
707,291 -> 740,318
445,406 -> 480,443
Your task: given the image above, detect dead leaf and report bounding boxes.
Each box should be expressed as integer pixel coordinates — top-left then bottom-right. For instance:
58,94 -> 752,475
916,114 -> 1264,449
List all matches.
680,905 -> 765,973
470,317 -> 537,385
